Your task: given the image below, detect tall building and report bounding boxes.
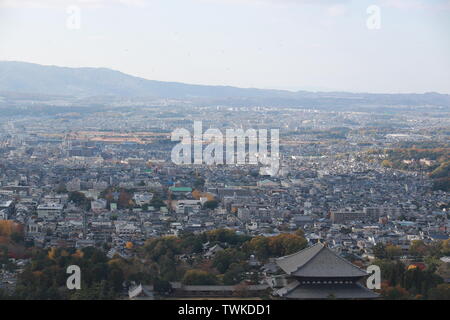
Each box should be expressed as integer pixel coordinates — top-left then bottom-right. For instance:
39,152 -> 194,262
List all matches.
37,203 -> 63,219
330,207 -> 380,224
273,243 -> 379,299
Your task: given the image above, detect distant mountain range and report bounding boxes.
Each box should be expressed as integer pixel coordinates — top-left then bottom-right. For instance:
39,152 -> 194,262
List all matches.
0,61 -> 449,107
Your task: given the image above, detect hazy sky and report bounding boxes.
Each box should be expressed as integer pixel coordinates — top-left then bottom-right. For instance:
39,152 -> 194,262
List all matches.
0,0 -> 449,93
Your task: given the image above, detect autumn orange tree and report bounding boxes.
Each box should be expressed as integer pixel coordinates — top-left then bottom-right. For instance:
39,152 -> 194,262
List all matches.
381,283 -> 411,300
0,220 -> 23,241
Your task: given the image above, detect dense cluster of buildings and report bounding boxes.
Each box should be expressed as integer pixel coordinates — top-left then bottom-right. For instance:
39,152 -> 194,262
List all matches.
0,103 -> 448,298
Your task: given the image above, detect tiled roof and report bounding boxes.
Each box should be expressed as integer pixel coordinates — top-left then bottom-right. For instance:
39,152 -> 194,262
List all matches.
276,243 -> 368,278
280,282 -> 379,299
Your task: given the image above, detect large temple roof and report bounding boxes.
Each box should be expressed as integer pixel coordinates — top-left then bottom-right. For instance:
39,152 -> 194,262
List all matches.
275,281 -> 379,300
275,243 -> 368,278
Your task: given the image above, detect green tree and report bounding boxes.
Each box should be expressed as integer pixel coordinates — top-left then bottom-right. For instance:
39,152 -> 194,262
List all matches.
154,279 -> 172,295
428,284 -> 450,300
204,200 -> 219,210
223,263 -> 246,285
213,249 -> 246,274
182,270 -> 218,285
373,243 -> 387,259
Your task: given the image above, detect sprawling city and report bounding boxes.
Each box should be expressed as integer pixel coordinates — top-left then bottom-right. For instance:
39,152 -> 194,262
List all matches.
0,86 -> 448,301
0,0 -> 449,309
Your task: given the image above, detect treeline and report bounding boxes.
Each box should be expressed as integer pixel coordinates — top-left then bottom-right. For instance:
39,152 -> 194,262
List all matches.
141,229 -> 307,286
373,240 -> 450,300
383,148 -> 449,163
376,259 -> 444,299
2,229 -> 308,299
372,145 -> 450,191
13,247 -> 125,300
394,141 -> 450,150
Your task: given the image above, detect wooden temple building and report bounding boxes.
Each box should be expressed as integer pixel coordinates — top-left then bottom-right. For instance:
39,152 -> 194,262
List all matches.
273,243 -> 379,299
